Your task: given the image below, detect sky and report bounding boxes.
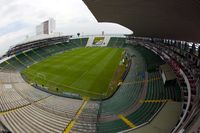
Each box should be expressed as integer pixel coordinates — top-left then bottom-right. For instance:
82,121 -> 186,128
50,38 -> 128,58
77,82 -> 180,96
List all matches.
0,0 -> 133,56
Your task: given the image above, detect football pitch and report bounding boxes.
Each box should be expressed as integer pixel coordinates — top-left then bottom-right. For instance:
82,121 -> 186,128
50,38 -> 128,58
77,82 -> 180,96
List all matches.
22,47 -> 124,99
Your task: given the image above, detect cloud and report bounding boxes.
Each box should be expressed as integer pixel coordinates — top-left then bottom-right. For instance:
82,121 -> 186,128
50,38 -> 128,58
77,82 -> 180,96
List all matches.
0,0 -> 133,56
0,21 -> 29,36
0,28 -> 31,56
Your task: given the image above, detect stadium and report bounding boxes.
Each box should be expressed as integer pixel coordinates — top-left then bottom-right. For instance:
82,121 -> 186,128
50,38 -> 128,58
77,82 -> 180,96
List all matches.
0,0 -> 200,133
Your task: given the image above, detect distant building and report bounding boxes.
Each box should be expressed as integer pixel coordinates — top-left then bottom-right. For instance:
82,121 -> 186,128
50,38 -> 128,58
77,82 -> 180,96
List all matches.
36,18 -> 56,35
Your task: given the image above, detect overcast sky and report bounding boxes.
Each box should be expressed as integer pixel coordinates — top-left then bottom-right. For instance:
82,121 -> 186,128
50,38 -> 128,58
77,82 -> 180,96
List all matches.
0,0 -> 132,56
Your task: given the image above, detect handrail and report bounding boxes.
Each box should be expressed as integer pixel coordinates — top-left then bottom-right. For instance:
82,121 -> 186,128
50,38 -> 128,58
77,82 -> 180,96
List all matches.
140,42 -> 192,133
120,102 -> 166,133
172,69 -> 191,133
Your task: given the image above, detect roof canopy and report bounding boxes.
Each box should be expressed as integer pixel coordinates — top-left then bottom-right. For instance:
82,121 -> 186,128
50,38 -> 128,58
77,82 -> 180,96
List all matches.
83,0 -> 200,42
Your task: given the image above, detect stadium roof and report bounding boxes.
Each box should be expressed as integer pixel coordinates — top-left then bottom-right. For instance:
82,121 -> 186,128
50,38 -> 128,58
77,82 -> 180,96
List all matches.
83,0 -> 200,42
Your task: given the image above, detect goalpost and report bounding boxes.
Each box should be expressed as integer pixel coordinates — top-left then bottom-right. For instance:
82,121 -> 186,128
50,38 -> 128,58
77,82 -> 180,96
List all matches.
35,73 -> 47,84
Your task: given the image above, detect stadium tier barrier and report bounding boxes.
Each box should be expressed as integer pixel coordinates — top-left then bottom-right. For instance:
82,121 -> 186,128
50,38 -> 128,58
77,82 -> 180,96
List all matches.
33,84 -> 82,100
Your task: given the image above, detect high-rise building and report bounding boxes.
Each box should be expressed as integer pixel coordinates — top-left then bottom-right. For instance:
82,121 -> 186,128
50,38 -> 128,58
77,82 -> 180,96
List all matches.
36,18 -> 56,35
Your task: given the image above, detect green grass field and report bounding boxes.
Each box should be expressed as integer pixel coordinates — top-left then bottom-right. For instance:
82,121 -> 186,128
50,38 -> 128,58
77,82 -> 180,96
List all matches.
22,47 -> 124,99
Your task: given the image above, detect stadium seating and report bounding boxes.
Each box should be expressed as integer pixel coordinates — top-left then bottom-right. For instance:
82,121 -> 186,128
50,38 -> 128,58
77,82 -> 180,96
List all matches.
0,72 -> 24,83
127,102 -> 162,125
13,83 -> 50,102
97,70 -> 181,133
16,53 -> 35,66
125,72 -> 181,125
71,101 -> 100,133
97,103 -> 162,133
25,50 -> 43,62
96,41 -> 182,133
0,69 -> 100,132
107,37 -> 126,47
134,45 -> 165,72
34,47 -> 51,58
7,57 -> 25,71
146,72 -> 181,101
0,105 -> 70,133
100,44 -> 146,115
70,38 -> 88,47
0,38 -> 89,72
36,95 -> 83,118
97,119 -> 129,133
100,76 -> 144,115
0,83 -> 29,112
0,37 -> 184,133
78,101 -> 100,122
0,62 -> 14,71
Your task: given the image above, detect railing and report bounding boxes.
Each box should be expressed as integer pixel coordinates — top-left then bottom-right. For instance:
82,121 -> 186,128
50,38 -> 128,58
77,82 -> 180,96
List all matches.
137,41 -> 194,133
121,102 -> 166,133
0,120 -> 10,133
21,73 -> 82,100
171,69 -> 192,133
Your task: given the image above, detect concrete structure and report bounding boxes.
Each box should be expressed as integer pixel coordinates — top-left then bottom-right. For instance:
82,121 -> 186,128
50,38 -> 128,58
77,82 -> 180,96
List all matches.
160,64 -> 177,85
36,18 -> 56,35
83,0 -> 200,42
